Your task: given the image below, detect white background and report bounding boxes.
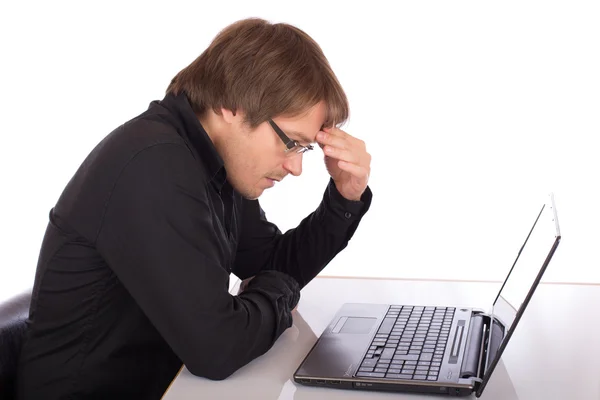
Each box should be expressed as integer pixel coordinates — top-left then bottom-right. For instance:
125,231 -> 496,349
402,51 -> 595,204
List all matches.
1,1 -> 599,301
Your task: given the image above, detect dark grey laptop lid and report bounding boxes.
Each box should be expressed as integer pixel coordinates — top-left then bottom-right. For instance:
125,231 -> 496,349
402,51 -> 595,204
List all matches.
476,193 -> 561,397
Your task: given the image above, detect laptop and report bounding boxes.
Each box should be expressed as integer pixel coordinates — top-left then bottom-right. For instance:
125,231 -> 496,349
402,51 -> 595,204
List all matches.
294,193 -> 561,397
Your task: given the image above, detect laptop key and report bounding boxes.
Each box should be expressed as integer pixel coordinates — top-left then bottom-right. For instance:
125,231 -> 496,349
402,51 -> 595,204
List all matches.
420,353 -> 433,361
393,354 -> 419,361
386,373 -> 414,380
381,348 -> 395,359
357,372 -> 385,378
378,318 -> 396,335
414,374 -> 428,380
362,359 -> 377,367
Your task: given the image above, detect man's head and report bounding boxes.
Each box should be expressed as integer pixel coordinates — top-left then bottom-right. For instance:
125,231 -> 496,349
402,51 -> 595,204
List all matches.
167,18 -> 349,199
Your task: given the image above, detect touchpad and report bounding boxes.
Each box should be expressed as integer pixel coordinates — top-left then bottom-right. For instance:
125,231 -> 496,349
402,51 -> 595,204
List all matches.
332,316 -> 377,334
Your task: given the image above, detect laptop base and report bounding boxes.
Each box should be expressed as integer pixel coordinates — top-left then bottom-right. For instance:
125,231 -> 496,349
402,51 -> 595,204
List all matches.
294,377 -> 474,397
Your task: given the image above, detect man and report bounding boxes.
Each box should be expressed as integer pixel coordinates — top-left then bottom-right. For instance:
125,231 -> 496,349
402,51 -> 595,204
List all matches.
16,18 -> 372,399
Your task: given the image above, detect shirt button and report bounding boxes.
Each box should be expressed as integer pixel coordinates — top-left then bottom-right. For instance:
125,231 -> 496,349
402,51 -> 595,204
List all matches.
344,212 -> 352,219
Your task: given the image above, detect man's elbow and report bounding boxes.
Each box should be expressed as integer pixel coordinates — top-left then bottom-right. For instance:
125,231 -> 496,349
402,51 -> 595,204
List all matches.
187,361 -> 238,381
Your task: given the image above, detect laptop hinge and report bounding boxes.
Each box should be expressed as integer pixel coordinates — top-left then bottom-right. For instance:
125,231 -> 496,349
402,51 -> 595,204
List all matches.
459,312 -> 487,383
460,312 -> 505,387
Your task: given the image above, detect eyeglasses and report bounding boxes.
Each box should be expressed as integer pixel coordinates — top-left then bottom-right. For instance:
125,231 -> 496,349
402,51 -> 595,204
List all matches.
268,119 -> 314,157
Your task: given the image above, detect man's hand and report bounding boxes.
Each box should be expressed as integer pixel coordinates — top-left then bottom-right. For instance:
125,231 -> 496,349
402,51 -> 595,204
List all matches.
317,127 -> 371,201
238,276 -> 298,312
237,277 -> 253,295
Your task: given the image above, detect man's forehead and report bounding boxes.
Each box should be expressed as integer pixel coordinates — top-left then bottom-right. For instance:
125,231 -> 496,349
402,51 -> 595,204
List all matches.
278,118 -> 325,143
274,102 -> 327,142
285,128 -> 319,144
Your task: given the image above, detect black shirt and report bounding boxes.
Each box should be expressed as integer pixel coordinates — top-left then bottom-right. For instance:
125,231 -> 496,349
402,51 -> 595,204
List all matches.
15,93 -> 372,399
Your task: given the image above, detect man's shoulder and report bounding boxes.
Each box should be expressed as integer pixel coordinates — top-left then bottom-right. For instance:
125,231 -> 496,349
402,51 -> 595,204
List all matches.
107,111 -> 189,157
73,113 -> 195,195
86,106 -> 205,181
53,111 -> 198,242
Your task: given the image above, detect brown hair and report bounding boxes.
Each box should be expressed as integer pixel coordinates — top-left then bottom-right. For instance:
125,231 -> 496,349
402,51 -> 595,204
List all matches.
167,18 -> 349,128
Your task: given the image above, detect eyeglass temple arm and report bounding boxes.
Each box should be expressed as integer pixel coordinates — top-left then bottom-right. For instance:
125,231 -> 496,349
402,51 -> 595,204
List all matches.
268,120 -> 296,150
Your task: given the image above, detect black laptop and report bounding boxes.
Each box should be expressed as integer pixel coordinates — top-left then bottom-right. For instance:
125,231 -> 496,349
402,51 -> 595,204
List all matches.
294,193 -> 561,397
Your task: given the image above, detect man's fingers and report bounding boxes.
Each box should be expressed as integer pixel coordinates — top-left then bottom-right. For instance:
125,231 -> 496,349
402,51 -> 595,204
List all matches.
323,146 -> 359,164
317,128 -> 354,142
337,160 -> 370,180
318,130 -> 367,154
323,144 -> 371,167
317,132 -> 348,150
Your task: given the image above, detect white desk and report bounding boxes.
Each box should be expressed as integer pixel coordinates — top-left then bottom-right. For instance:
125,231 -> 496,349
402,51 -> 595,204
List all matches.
162,277 -> 600,400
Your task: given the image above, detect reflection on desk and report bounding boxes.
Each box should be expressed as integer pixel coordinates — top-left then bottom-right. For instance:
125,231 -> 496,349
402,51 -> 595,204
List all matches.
162,277 -> 600,400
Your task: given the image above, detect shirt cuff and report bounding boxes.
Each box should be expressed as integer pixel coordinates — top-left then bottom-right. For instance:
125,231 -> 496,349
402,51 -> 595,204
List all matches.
319,178 -> 373,231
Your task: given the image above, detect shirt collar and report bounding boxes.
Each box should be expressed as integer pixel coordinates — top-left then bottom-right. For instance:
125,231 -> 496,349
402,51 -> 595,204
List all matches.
151,92 -> 227,191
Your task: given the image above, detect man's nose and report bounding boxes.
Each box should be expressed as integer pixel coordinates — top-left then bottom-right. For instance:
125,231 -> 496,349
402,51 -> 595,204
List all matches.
282,154 -> 303,177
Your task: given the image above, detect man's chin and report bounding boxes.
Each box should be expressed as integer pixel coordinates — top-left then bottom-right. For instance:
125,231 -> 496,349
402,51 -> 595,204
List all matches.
240,188 -> 265,201
230,179 -> 273,200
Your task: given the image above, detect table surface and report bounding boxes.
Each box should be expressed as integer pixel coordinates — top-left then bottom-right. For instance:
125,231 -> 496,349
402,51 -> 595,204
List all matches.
162,277 -> 600,400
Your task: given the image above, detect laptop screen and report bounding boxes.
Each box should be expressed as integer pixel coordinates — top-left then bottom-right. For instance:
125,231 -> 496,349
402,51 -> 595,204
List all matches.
478,193 -> 561,395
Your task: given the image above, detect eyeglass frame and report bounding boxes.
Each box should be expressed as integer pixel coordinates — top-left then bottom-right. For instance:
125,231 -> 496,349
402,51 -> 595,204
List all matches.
268,119 -> 314,156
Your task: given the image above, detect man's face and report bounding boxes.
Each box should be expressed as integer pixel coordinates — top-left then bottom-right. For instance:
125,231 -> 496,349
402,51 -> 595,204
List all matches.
220,101 -> 327,200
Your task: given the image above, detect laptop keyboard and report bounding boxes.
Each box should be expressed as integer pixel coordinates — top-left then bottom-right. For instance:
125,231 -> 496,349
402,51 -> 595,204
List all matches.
356,305 -> 455,381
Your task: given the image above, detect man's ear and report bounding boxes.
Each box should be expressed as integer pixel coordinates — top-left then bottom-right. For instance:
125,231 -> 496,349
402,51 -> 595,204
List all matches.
220,108 -> 237,124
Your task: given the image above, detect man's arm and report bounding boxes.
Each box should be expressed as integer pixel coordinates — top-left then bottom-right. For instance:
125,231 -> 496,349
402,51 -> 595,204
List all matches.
95,143 -> 299,380
233,179 -> 372,288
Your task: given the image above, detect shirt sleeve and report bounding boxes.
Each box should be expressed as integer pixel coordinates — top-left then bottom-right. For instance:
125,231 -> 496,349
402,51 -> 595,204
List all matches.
232,178 -> 373,288
95,143 -> 299,380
